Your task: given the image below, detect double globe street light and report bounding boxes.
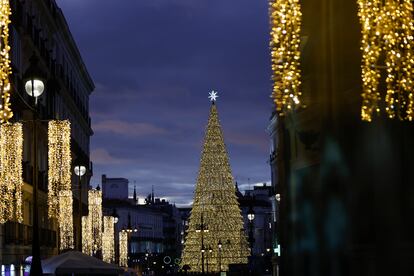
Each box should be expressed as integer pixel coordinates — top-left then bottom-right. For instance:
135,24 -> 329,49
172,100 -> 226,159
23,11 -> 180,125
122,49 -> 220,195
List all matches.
247,204 -> 255,251
218,240 -> 222,272
24,55 -> 45,101
74,165 -> 87,251
23,54 -> 46,276
121,212 -> 138,266
196,213 -> 209,274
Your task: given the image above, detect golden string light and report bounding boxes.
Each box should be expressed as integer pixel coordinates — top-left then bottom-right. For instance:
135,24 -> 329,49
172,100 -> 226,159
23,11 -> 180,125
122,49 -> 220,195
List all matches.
82,215 -> 93,256
48,120 -> 72,218
0,0 -> 13,123
59,190 -> 74,250
358,0 -> 414,121
82,188 -> 103,256
89,188 -> 103,254
269,0 -> 303,115
119,231 -> 128,267
0,123 -> 23,223
181,103 -> 250,272
102,216 -> 115,263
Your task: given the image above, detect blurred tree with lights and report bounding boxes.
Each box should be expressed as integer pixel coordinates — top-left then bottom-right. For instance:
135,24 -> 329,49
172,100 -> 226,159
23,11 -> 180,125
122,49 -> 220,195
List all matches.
181,94 -> 250,272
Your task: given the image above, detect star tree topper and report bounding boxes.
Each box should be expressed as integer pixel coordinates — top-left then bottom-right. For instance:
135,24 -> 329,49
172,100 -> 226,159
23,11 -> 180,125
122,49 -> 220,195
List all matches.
209,90 -> 219,102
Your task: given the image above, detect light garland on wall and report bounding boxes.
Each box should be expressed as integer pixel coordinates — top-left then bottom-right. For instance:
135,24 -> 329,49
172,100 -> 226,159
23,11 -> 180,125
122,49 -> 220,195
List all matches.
48,120 -> 72,218
0,0 -> 13,123
59,190 -> 74,250
82,215 -> 93,255
357,0 -> 414,121
82,188 -> 104,256
269,0 -> 303,115
0,123 -> 23,223
82,188 -> 102,256
102,216 -> 115,263
119,231 -> 128,267
89,188 -> 103,254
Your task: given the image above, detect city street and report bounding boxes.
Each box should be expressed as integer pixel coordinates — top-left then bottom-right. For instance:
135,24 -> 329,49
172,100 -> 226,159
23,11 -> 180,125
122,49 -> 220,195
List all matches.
0,0 -> 413,276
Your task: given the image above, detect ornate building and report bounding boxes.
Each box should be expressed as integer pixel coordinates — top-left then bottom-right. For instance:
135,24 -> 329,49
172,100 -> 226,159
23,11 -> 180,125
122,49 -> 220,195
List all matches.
0,0 -> 94,268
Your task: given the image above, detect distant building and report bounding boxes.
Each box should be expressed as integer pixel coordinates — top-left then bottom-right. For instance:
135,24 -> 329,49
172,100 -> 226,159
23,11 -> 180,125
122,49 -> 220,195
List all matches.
239,184 -> 273,255
238,183 -> 273,275
102,174 -> 129,200
151,198 -> 182,258
102,184 -> 182,272
178,207 -> 191,248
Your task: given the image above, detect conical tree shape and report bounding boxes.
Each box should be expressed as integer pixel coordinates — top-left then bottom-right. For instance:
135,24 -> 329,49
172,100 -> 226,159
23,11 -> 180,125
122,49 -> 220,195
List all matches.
181,102 -> 249,272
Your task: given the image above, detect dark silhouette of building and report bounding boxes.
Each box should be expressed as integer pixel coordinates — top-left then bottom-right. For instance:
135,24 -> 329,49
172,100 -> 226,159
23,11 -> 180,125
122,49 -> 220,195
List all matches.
0,0 -> 94,268
102,186 -> 183,273
238,184 -> 273,276
268,1 -> 414,276
102,174 -> 129,200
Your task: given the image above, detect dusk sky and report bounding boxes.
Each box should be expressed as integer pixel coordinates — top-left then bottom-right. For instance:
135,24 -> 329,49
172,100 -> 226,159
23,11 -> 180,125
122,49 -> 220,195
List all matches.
57,0 -> 273,206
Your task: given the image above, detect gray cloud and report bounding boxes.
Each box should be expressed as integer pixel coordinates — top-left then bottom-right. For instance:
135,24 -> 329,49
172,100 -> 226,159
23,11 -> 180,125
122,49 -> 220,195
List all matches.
93,120 -> 167,137
58,0 -> 272,205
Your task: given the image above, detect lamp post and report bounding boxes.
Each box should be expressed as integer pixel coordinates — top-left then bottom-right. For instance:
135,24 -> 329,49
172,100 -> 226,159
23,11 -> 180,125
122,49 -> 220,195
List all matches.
74,165 -> 86,251
206,246 -> 212,273
218,240 -> 222,273
111,209 -> 119,264
144,251 -> 152,273
123,212 -> 138,267
247,203 -> 256,275
24,54 -> 46,276
247,204 -> 255,252
274,194 -> 281,276
112,208 -> 119,225
195,213 -> 209,274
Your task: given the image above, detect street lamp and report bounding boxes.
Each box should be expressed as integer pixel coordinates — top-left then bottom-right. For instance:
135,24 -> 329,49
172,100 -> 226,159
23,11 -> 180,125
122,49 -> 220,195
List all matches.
218,240 -> 222,272
125,212 -> 139,266
247,204 -> 255,252
275,194 -> 281,202
74,165 -> 86,177
195,213 -> 209,274
74,164 -> 86,251
247,205 -> 255,222
206,246 -> 212,273
23,54 -> 45,105
24,53 -> 47,276
112,208 -> 119,224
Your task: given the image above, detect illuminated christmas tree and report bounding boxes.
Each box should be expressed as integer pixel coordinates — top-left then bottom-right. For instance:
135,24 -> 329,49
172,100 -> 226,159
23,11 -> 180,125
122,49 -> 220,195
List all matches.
181,92 -> 249,272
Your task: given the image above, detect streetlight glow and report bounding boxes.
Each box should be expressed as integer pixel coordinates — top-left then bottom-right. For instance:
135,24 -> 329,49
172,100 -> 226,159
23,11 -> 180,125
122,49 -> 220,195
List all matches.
24,79 -> 44,98
74,165 -> 87,177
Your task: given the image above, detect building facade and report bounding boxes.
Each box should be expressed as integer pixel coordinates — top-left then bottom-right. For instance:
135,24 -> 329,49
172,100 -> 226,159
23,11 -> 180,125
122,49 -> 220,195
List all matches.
239,184 -> 273,275
103,189 -> 182,273
102,174 -> 129,200
269,1 -> 414,275
0,0 -> 94,268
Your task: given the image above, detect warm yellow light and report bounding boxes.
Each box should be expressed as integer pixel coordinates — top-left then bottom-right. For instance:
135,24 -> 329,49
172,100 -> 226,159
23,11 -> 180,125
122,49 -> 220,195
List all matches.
102,216 -> 115,263
0,0 -> 13,123
119,231 -> 128,267
181,104 -> 250,272
269,0 -> 303,115
48,120 -> 71,218
59,190 -> 74,250
82,188 -> 103,256
357,0 -> 414,121
0,123 -> 23,223
89,188 -> 102,254
82,215 -> 93,255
